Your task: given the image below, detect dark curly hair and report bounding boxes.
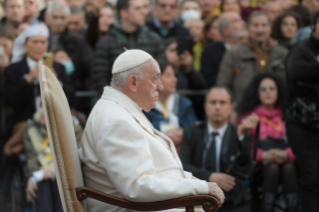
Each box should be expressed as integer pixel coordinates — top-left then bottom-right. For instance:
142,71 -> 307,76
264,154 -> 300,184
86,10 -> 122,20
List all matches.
271,12 -> 301,41
236,73 -> 286,114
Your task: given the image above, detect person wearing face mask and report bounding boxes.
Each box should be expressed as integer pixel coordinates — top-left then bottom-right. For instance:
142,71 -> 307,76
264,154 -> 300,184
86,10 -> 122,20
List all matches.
179,0 -> 202,23
45,1 -> 93,93
53,48 -> 76,76
217,11 -> 288,107
236,73 -> 298,212
5,23 -> 76,124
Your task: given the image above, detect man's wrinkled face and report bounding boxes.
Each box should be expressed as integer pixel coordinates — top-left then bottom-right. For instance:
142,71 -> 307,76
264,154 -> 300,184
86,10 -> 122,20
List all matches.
204,88 -> 233,125
248,15 -> 271,44
137,60 -> 163,112
5,0 -> 25,24
154,0 -> 177,24
46,8 -> 69,35
228,13 -> 247,40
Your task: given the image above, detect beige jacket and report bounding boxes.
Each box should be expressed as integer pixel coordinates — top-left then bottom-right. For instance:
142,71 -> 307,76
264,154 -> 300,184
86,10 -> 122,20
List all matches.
79,87 -> 209,212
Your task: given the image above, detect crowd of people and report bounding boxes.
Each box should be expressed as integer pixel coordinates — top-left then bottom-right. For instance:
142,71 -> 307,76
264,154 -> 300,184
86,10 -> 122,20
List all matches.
0,0 -> 318,211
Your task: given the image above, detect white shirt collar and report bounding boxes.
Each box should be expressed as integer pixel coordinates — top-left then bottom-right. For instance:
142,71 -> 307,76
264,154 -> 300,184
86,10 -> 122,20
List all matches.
224,42 -> 231,50
207,122 -> 228,139
26,56 -> 43,72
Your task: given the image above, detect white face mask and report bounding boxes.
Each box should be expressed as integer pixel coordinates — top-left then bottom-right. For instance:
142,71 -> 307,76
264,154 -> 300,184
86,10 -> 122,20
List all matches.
62,60 -> 75,75
181,9 -> 201,23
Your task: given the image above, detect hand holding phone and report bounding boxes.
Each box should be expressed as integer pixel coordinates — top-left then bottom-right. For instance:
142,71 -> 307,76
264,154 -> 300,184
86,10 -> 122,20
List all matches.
43,52 -> 54,68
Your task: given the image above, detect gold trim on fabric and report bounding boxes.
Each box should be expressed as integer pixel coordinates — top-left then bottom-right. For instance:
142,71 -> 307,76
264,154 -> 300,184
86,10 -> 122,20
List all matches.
39,65 -> 74,212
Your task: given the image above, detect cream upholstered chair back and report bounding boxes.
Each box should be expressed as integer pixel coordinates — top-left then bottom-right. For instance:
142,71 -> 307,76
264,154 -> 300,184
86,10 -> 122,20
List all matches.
39,65 -> 87,212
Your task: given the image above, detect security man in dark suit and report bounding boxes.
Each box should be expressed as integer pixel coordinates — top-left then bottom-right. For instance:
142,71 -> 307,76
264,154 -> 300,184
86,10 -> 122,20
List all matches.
180,86 -> 258,212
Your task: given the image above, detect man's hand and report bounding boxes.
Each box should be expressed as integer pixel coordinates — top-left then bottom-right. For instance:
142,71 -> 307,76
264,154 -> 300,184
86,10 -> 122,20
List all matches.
209,173 -> 236,192
207,182 -> 225,205
164,128 -> 183,146
25,66 -> 39,84
237,113 -> 259,137
179,50 -> 193,72
41,162 -> 55,180
26,178 -> 37,202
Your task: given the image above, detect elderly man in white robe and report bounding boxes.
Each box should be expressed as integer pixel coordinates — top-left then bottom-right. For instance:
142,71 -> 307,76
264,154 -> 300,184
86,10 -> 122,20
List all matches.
79,49 -> 225,212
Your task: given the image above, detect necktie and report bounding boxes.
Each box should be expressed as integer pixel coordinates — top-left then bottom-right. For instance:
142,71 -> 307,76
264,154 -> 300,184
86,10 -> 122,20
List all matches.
202,131 -> 219,171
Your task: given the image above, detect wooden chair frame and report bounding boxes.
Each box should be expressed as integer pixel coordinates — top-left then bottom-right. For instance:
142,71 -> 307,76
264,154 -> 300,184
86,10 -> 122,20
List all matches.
76,186 -> 220,212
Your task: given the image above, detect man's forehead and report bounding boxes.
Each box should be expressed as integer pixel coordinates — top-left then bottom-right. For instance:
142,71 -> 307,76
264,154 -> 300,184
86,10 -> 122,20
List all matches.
129,0 -> 146,7
207,89 -> 231,101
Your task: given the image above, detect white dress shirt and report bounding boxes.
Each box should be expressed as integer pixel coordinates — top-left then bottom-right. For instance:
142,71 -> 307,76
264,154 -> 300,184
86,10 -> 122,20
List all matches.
207,123 -> 228,172
26,57 -> 43,112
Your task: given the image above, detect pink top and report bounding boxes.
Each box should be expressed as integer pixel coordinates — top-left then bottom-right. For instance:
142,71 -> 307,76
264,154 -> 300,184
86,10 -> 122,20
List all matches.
240,105 -> 296,164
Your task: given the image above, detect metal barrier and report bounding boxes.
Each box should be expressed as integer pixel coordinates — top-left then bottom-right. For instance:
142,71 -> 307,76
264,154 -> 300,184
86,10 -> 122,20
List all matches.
75,90 -> 208,110
75,90 -> 208,98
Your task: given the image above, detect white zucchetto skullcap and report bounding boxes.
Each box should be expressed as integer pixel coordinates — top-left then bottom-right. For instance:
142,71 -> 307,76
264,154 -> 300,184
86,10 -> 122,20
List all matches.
11,23 -> 49,64
112,49 -> 153,74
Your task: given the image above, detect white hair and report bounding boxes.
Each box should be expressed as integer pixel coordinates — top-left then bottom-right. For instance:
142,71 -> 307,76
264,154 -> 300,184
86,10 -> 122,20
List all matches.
111,60 -> 153,90
46,1 -> 70,16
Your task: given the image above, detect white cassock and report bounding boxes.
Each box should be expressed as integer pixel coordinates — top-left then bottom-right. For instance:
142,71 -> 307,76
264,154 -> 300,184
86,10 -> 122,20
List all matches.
79,87 -> 209,212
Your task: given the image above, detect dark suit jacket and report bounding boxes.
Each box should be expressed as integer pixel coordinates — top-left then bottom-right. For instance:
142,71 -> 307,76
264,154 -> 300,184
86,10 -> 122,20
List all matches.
146,19 -> 189,39
200,41 -> 226,87
4,58 -> 75,121
180,122 -> 251,210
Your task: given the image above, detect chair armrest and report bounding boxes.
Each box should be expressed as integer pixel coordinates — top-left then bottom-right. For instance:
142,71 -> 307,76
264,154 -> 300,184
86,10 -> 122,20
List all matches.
76,186 -> 220,212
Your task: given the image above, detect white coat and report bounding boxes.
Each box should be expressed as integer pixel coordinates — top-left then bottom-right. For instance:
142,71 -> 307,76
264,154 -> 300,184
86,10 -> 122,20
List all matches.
79,87 -> 209,212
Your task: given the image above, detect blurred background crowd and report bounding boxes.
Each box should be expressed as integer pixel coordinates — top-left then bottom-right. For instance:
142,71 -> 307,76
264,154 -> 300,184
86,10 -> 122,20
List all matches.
0,0 -> 318,211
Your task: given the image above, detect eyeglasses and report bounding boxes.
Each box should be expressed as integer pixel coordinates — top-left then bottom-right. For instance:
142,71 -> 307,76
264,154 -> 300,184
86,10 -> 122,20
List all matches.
259,86 -> 277,92
158,3 -> 177,9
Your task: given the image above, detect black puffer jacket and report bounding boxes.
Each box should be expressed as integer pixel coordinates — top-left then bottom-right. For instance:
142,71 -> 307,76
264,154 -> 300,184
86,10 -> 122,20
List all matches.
49,29 -> 94,91
286,36 -> 319,107
91,23 -> 164,94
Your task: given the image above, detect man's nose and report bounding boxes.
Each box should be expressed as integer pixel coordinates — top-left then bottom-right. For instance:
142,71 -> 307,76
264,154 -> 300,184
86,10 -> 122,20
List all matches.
157,80 -> 164,91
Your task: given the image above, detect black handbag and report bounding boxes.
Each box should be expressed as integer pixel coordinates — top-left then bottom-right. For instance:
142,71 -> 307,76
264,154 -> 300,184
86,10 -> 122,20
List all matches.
253,123 -> 289,160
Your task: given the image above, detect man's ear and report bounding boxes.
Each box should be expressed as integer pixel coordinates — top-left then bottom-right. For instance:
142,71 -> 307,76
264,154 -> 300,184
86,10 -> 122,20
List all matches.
127,75 -> 138,92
